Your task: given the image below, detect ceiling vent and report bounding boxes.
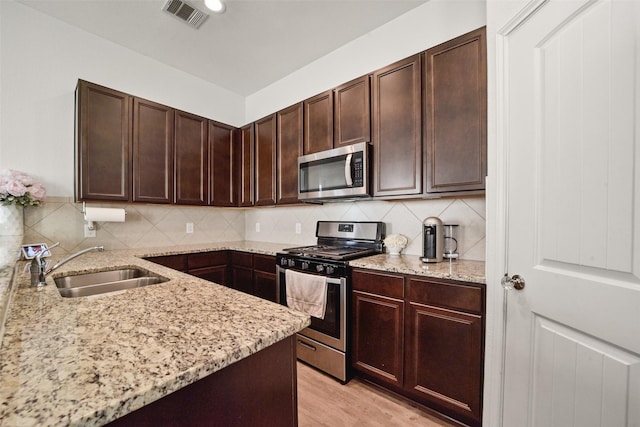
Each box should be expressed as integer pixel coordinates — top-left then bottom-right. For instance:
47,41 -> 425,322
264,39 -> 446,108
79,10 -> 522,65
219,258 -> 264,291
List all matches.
163,0 -> 209,29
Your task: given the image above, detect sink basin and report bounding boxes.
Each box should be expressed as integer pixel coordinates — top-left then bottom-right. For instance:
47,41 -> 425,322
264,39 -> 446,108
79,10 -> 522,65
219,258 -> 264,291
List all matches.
54,268 -> 168,298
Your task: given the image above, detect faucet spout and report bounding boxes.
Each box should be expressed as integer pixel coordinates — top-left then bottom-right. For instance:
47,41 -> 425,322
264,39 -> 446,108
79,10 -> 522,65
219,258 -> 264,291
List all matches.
30,244 -> 105,287
45,246 -> 105,275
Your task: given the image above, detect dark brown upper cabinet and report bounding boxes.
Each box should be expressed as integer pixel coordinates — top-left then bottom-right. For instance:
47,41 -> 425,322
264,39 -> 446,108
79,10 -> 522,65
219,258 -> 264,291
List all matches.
132,98 -> 174,204
209,120 -> 237,207
76,80 -> 132,201
372,55 -> 423,197
276,103 -> 303,205
254,114 -> 277,206
174,110 -> 208,205
424,27 -> 487,195
238,124 -> 254,207
303,90 -> 333,154
334,75 -> 371,148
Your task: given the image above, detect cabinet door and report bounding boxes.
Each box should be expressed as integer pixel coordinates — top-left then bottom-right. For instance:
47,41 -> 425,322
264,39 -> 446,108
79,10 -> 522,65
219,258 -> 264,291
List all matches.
254,114 -> 277,206
232,266 -> 254,295
276,103 -> 303,205
406,276 -> 484,426
132,98 -> 173,203
424,27 -> 487,194
304,90 -> 333,154
189,265 -> 230,286
239,124 -> 254,207
352,291 -> 404,388
372,55 -> 422,197
253,271 -> 277,302
351,270 -> 405,388
144,254 -> 187,272
405,303 -> 483,427
76,80 -> 131,201
210,120 -> 237,206
174,110 -> 209,205
334,75 -> 371,147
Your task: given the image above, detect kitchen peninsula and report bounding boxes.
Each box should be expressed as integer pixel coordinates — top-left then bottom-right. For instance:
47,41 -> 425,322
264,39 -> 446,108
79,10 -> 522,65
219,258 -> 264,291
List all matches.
0,242 -> 310,427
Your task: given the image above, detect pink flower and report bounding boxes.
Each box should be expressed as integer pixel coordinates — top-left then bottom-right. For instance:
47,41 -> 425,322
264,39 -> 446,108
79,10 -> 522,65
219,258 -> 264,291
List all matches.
29,183 -> 46,201
0,169 -> 46,206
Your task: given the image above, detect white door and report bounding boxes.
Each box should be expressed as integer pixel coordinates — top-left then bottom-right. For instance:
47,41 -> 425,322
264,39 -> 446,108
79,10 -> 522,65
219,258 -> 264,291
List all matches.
501,0 -> 640,426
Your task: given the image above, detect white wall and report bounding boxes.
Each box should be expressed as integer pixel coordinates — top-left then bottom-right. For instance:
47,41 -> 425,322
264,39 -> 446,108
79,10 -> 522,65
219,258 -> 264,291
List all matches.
0,0 -> 245,197
246,0 -> 486,122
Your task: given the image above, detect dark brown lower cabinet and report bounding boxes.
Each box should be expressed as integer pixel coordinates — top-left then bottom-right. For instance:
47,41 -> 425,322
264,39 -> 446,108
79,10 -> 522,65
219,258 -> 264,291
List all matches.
352,270 -> 404,388
106,335 -> 298,427
351,269 -> 485,427
145,251 -> 277,302
252,254 -> 277,302
187,251 -> 230,286
231,252 -> 277,302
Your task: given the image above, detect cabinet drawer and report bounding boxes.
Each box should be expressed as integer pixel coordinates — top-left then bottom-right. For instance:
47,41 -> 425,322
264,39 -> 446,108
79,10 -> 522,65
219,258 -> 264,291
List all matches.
253,254 -> 275,273
407,277 -> 484,315
188,251 -> 229,270
231,251 -> 253,268
352,269 -> 404,299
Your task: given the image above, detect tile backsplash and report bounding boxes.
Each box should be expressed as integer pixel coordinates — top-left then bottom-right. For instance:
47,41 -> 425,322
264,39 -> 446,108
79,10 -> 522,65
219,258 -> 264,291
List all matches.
23,196 -> 485,260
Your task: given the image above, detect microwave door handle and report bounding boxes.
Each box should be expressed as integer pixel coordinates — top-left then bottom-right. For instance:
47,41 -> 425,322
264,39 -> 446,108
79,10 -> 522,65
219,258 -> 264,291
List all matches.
344,153 -> 353,187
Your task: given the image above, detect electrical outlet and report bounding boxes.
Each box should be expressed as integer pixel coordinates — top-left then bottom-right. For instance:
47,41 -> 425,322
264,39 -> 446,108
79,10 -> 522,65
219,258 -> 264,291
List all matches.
255,222 -> 261,233
295,223 -> 301,234
186,223 -> 194,234
84,224 -> 96,238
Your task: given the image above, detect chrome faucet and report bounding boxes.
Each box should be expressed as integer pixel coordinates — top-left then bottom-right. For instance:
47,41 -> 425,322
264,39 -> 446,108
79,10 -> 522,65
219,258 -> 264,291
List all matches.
30,243 -> 105,287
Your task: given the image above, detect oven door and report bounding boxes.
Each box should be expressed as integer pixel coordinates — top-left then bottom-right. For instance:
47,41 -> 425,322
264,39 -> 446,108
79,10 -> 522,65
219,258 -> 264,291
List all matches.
277,266 -> 347,352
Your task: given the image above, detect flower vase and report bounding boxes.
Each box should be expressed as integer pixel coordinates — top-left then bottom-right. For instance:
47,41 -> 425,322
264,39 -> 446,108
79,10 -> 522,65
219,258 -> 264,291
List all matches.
0,205 -> 24,237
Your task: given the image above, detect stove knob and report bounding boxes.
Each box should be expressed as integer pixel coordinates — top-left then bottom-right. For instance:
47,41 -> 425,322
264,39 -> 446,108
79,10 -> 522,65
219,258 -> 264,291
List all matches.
280,258 -> 288,266
316,264 -> 324,273
288,259 -> 295,267
326,266 -> 335,275
301,261 -> 309,270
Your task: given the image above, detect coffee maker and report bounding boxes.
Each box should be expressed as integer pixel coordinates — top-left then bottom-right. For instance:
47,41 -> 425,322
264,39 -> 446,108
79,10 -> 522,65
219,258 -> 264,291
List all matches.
421,216 -> 443,263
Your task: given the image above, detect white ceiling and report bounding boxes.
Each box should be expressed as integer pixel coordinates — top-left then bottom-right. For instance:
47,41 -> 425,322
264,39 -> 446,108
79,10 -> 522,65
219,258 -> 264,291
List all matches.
17,0 -> 428,96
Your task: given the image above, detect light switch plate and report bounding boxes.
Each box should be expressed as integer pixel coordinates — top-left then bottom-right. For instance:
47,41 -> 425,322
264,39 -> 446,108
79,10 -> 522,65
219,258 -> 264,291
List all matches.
295,223 -> 301,234
186,223 -> 194,233
255,222 -> 260,233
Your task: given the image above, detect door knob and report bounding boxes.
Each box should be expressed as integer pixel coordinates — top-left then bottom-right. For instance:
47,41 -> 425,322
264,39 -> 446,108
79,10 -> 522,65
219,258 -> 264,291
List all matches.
501,273 -> 525,291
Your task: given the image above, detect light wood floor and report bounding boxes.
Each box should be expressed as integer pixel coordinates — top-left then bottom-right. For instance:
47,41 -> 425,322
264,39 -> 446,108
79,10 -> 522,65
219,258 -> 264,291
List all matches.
297,362 -> 457,427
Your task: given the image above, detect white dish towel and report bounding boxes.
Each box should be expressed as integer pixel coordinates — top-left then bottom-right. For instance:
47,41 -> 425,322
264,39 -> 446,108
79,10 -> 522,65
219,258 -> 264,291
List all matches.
285,269 -> 328,319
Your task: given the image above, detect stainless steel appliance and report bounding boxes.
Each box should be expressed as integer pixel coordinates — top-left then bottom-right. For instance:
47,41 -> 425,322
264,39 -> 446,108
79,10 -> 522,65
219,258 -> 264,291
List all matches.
298,142 -> 371,202
276,221 -> 385,382
421,216 -> 444,263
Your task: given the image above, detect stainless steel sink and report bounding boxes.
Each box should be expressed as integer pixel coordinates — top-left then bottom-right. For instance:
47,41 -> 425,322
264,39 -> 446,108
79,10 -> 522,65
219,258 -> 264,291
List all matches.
54,268 -> 168,298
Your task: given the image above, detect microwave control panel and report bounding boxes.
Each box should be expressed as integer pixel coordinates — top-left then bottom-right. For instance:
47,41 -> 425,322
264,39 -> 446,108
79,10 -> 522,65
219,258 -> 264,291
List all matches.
353,152 -> 364,187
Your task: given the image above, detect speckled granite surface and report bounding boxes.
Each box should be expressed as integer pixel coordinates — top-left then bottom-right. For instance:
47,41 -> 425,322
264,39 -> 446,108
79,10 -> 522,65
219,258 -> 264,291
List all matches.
350,254 -> 486,284
0,240 -> 485,426
0,241 -> 310,427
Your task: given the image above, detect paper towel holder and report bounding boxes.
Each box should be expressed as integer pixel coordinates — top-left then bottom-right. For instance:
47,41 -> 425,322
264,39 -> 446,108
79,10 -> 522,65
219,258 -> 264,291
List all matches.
82,202 -> 126,230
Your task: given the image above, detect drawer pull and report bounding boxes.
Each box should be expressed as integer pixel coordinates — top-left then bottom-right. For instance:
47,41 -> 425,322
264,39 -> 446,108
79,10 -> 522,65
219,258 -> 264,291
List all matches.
297,340 -> 317,351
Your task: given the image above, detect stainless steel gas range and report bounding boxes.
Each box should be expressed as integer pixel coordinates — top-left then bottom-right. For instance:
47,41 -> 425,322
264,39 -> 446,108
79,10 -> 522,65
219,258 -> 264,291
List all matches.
276,221 -> 385,382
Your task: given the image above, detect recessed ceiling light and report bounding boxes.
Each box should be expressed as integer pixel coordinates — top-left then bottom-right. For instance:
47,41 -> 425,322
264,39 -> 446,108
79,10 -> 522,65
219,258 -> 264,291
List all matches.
204,0 -> 226,13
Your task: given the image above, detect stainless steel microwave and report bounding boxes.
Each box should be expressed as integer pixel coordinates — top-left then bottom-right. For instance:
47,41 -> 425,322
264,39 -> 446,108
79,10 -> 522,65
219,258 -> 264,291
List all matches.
298,142 -> 370,202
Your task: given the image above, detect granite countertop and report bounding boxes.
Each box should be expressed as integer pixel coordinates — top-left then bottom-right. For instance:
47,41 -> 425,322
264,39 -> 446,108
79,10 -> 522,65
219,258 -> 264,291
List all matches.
350,254 -> 486,284
0,240 -> 485,427
0,241 -> 310,427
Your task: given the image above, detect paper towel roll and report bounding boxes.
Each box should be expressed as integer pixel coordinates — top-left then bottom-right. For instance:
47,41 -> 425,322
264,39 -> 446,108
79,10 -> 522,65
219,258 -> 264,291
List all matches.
84,207 -> 126,223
